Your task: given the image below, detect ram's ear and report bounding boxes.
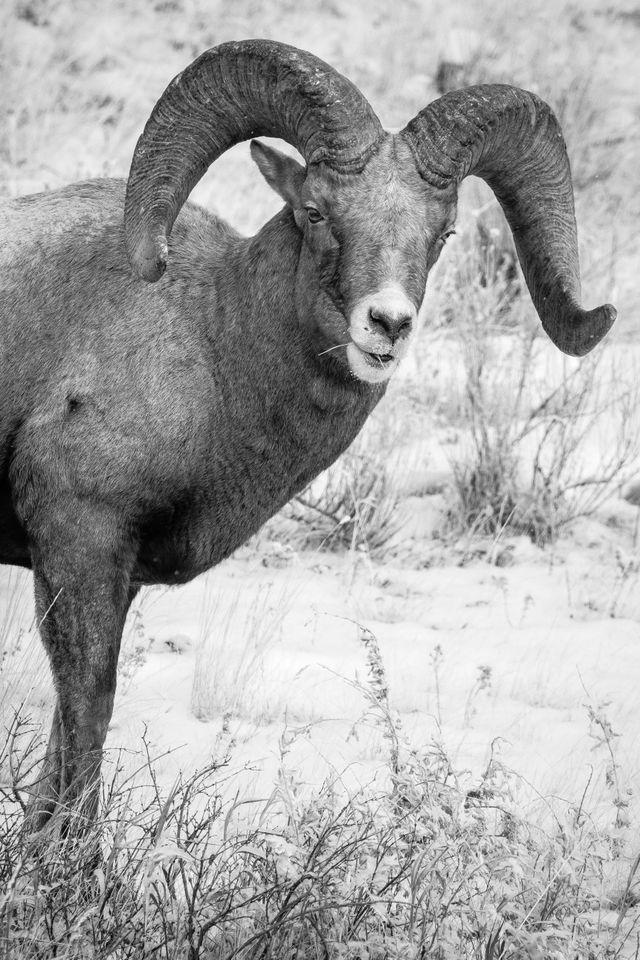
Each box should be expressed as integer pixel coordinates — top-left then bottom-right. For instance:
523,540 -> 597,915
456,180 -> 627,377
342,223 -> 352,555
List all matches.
250,140 -> 306,209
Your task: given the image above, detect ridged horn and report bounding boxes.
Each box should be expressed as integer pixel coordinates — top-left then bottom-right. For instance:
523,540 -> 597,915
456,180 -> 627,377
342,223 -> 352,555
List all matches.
125,39 -> 384,282
400,85 -> 616,356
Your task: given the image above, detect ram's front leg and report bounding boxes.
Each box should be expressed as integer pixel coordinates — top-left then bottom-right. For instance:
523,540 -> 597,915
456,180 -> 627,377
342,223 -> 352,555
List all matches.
23,501 -> 136,833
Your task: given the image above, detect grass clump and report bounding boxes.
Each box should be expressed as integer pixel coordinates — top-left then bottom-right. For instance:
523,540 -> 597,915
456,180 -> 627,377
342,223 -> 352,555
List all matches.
448,329 -> 637,547
190,582 -> 291,725
290,451 -> 401,558
286,397 -> 407,559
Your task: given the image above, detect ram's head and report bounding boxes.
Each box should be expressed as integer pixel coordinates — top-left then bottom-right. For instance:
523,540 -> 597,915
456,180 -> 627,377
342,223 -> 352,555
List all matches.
125,40 -> 616,384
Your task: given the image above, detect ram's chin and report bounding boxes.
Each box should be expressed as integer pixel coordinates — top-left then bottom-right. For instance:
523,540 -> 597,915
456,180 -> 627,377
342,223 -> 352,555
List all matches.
346,342 -> 399,384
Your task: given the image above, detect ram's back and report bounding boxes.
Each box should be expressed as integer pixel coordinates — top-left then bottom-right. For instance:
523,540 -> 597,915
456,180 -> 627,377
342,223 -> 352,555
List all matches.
1,178 -> 121,257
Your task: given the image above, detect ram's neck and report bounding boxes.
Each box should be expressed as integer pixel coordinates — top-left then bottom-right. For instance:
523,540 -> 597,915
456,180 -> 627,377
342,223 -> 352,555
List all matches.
241,208 -> 302,327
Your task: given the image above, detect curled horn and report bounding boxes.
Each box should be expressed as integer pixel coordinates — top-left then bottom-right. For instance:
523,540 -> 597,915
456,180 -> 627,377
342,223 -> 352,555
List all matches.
400,85 -> 616,357
125,40 -> 384,282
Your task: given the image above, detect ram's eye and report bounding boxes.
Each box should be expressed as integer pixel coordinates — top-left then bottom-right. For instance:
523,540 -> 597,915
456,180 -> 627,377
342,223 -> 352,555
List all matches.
306,207 -> 324,224
441,229 -> 456,243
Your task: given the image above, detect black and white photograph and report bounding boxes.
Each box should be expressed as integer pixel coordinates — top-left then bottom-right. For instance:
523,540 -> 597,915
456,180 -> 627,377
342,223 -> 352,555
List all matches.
1,0 -> 639,955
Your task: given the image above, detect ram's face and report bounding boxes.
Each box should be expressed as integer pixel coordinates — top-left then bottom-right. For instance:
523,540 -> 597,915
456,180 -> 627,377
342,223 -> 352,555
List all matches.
251,135 -> 457,384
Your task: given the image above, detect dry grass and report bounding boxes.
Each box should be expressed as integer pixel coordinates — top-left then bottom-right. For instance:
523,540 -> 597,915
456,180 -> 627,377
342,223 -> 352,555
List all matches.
190,581 -> 293,725
444,329 -> 640,546
1,636 -> 638,959
288,454 -> 401,559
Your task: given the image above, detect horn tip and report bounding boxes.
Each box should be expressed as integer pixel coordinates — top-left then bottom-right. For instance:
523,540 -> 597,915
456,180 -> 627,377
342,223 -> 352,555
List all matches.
601,302 -> 618,326
556,302 -> 617,358
584,301 -> 617,348
128,235 -> 168,283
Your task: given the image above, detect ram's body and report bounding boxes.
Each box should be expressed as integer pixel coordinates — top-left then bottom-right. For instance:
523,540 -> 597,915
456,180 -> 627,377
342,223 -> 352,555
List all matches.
0,180 -> 378,584
0,40 -> 615,829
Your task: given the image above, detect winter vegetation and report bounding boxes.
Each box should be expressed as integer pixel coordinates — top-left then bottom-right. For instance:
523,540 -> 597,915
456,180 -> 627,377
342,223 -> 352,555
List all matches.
1,0 -> 640,957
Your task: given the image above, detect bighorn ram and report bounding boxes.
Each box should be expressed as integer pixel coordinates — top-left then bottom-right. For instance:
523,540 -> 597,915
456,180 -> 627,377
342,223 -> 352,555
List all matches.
0,40 -> 615,826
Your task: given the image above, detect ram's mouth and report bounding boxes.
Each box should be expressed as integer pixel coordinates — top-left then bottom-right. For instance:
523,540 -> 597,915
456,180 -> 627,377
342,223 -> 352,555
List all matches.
352,344 -> 397,367
360,349 -> 395,367
345,341 -> 401,384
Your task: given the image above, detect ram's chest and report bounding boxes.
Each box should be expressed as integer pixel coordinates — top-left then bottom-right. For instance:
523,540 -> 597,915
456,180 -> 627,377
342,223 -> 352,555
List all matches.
132,383 -> 375,586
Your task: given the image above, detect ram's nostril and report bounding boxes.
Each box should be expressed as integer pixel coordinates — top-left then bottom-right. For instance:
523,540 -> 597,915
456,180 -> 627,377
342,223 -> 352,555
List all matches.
368,306 -> 414,343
